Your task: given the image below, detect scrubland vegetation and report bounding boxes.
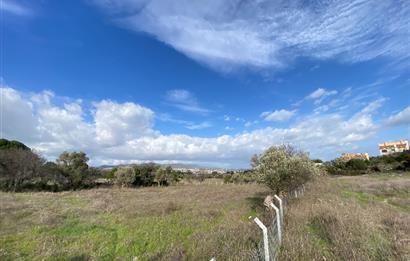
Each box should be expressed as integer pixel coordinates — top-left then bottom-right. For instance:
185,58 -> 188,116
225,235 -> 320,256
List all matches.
1,138 -> 410,260
280,173 -> 410,260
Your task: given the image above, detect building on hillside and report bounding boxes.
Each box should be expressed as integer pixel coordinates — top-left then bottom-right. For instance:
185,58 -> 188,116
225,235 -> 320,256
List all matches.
340,153 -> 369,161
378,140 -> 409,156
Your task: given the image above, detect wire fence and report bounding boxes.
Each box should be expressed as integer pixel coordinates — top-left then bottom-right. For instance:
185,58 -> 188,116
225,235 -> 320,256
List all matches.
252,185 -> 306,261
209,185 -> 306,261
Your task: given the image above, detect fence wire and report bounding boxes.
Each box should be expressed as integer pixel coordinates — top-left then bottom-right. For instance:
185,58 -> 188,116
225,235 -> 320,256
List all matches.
253,185 -> 305,261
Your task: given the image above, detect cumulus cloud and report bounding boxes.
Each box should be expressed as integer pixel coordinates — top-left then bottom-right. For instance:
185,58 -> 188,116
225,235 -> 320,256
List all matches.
261,109 -> 295,122
1,87 -> 408,167
93,0 -> 410,71
94,100 -> 155,146
165,89 -> 210,114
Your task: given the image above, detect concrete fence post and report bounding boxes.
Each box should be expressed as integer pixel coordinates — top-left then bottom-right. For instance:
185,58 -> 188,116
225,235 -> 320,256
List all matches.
270,202 -> 282,244
253,217 -> 270,261
274,195 -> 284,227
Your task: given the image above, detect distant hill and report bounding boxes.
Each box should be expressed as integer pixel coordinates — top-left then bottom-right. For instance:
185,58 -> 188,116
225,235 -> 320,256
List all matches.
99,162 -> 211,170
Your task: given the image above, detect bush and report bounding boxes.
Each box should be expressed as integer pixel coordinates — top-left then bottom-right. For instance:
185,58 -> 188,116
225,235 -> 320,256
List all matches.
345,159 -> 368,171
252,145 -> 319,194
114,168 -> 135,187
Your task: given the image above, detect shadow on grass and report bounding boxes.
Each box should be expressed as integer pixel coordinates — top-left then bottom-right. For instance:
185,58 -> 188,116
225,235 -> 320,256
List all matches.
67,254 -> 90,261
246,191 -> 270,213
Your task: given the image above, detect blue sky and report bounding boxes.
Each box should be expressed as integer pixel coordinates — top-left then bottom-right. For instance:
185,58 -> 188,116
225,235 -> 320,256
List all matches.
1,0 -> 409,168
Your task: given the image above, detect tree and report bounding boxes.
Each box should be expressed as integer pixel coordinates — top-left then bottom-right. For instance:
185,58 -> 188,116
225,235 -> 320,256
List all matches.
252,145 -> 319,194
114,168 -> 135,187
154,168 -> 168,186
133,163 -> 159,186
0,148 -> 45,191
56,151 -> 89,188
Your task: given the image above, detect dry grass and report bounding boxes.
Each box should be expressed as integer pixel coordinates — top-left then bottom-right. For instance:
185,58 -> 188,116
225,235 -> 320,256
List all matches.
279,173 -> 410,261
0,183 -> 269,260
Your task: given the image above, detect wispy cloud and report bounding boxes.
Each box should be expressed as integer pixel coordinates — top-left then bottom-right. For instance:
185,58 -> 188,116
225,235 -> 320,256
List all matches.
185,121 -> 212,130
1,0 -> 32,16
307,88 -> 338,105
93,0 -> 410,72
261,109 -> 296,122
165,89 -> 211,115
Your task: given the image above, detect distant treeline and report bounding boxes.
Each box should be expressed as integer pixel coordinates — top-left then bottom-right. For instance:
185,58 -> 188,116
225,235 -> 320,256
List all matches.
0,139 -> 220,192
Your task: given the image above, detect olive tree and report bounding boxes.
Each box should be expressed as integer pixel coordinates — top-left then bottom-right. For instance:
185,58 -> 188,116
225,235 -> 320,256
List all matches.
115,167 -> 135,187
56,151 -> 89,188
252,145 -> 319,194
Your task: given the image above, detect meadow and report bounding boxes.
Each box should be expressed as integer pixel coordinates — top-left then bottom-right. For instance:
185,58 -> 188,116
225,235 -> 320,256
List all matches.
0,181 -> 269,260
1,173 -> 409,260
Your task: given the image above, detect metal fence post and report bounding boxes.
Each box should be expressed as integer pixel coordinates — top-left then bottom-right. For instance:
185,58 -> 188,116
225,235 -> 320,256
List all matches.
274,195 -> 283,227
270,202 -> 282,244
254,217 -> 270,261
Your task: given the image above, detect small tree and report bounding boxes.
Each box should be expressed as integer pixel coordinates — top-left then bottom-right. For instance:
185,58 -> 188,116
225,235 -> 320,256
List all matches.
56,151 -> 89,188
252,145 -> 319,194
0,148 -> 45,191
115,168 -> 135,187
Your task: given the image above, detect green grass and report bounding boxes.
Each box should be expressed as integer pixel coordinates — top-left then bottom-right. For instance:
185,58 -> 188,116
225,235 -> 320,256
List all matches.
0,184 -> 269,260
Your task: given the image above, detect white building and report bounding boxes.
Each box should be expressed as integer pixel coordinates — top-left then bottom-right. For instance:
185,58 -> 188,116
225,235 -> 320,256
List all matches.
378,140 -> 409,155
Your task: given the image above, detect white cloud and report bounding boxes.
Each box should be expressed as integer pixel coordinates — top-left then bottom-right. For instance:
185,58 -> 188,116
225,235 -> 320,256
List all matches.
307,88 -> 338,105
94,100 -> 155,146
1,87 -> 408,167
384,107 -> 410,127
93,0 -> 410,71
165,89 -> 210,114
1,0 -> 32,16
185,121 -> 212,130
223,115 -> 230,121
261,109 -> 295,122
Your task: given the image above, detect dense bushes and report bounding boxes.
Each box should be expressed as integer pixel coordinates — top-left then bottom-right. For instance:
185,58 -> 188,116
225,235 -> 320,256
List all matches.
223,170 -> 258,184
325,159 -> 369,176
252,145 -> 320,194
113,164 -> 181,187
325,151 -> 410,175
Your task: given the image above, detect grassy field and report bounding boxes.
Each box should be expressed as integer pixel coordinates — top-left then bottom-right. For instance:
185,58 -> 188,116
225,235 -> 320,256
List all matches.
0,182 -> 270,261
1,173 -> 409,261
280,172 -> 410,260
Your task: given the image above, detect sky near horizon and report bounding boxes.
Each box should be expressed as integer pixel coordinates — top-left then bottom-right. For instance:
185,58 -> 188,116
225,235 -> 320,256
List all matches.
1,0 -> 409,168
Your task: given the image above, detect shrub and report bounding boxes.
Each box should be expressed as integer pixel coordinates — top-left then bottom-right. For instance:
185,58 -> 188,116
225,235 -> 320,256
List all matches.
345,159 -> 368,171
252,145 -> 319,194
114,168 -> 135,187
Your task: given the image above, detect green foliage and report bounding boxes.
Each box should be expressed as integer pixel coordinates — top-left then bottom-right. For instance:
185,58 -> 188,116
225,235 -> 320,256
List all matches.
252,145 -> 319,193
345,158 -> 368,171
133,163 -> 159,186
325,159 -> 368,176
0,139 -> 30,150
56,151 -> 90,188
114,168 -> 135,187
223,170 -> 258,184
